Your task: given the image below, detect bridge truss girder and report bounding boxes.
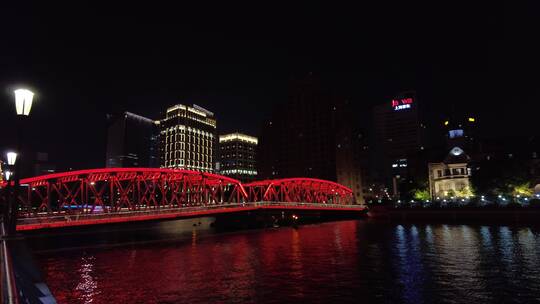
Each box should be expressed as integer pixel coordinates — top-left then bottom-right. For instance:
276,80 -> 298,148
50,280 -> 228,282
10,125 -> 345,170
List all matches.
244,178 -> 354,205
17,168 -> 247,216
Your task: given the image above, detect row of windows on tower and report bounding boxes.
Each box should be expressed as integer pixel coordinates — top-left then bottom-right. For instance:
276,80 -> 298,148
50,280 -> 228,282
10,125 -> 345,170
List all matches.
221,145 -> 255,150
165,143 -> 213,155
164,159 -> 212,169
164,134 -> 213,146
222,163 -> 256,169
164,151 -> 213,163
223,154 -> 254,159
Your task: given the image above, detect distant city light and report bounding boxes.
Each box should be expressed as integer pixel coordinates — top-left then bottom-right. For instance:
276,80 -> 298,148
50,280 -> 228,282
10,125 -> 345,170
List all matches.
468,117 -> 476,122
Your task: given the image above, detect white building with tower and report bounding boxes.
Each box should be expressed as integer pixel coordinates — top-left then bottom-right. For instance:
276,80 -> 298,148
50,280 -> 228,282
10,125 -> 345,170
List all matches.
428,147 -> 473,199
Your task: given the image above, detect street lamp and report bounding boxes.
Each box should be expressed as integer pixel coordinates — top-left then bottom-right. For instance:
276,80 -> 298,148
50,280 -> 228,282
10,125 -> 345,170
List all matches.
14,88 -> 34,116
4,88 -> 35,235
4,171 -> 12,181
6,152 -> 17,166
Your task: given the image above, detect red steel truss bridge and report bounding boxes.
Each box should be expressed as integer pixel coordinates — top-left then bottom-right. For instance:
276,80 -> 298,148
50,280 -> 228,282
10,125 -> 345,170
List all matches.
0,168 -> 364,231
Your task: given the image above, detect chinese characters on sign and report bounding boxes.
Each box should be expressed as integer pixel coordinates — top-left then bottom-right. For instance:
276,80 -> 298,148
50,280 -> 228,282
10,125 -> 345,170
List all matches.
392,97 -> 413,111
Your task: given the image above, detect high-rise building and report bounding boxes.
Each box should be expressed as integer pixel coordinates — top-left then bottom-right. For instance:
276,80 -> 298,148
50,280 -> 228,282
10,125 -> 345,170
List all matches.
219,133 -> 258,182
258,74 -> 365,204
159,104 -> 216,172
372,91 -> 426,195
106,112 -> 159,168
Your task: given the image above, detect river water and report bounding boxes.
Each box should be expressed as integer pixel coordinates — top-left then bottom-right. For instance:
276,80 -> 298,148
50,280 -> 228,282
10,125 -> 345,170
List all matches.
25,219 -> 540,303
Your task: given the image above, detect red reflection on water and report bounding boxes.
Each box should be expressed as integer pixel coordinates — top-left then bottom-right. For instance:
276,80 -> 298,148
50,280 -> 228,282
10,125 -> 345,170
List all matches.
39,221 -> 359,304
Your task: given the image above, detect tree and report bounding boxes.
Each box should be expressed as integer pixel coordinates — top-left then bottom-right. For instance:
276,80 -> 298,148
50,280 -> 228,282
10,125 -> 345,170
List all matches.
512,182 -> 533,197
401,178 -> 429,201
456,186 -> 474,198
413,188 -> 430,201
471,158 -> 531,197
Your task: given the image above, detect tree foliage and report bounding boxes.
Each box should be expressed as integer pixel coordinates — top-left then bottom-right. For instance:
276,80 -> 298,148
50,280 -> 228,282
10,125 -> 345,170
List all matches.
471,158 -> 531,196
413,188 -> 430,201
512,181 -> 533,197
456,186 -> 474,198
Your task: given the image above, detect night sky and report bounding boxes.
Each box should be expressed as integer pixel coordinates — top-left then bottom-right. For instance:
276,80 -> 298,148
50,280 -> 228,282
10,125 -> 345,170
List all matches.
1,2 -> 538,171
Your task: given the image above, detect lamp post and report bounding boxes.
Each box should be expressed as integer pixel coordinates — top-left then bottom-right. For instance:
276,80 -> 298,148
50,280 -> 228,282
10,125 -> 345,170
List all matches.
6,152 -> 17,167
6,89 -> 34,235
14,89 -> 34,116
2,152 -> 17,235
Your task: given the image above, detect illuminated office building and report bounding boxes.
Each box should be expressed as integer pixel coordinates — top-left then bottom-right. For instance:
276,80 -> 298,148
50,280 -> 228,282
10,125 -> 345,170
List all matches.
372,91 -> 426,194
219,133 -> 258,182
159,104 -> 216,172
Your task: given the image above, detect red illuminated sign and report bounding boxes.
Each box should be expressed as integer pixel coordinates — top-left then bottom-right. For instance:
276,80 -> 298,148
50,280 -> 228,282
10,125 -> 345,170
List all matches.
392,97 -> 413,111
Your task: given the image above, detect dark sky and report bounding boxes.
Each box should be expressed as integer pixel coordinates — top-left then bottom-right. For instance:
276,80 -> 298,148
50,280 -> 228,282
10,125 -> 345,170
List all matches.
1,1 -> 538,171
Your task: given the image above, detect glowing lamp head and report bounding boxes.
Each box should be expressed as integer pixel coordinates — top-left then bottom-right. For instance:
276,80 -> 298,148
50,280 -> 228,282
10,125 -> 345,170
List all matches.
6,152 -> 17,166
5,171 -> 13,181
450,147 -> 464,156
14,88 -> 34,116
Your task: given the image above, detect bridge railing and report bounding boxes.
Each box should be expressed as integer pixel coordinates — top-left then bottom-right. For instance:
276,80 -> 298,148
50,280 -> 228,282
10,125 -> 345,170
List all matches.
17,201 -> 364,227
1,221 -> 19,304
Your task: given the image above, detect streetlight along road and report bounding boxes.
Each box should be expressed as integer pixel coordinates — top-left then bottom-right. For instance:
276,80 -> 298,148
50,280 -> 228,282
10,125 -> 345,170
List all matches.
4,88 -> 34,235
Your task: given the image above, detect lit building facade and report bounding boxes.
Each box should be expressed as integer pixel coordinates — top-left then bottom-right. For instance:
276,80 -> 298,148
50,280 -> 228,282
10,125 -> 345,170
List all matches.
219,133 -> 257,182
428,147 -> 473,199
0,160 -> 4,183
372,91 -> 426,195
159,104 -> 216,172
106,112 -> 159,168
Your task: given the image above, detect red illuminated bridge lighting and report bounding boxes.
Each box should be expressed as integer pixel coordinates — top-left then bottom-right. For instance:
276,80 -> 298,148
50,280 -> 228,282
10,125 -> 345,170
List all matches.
243,177 -> 354,205
0,168 -> 361,231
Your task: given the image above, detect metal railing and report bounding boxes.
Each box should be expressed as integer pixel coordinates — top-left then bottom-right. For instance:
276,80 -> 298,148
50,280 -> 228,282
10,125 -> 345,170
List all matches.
1,221 -> 19,304
17,202 -> 364,227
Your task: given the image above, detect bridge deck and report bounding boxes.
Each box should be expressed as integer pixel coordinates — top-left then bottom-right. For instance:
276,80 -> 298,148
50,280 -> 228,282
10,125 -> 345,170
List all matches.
16,203 -> 365,231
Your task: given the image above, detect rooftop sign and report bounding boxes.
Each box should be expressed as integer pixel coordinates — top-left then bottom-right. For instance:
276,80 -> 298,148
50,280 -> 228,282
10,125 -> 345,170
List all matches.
391,97 -> 413,111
